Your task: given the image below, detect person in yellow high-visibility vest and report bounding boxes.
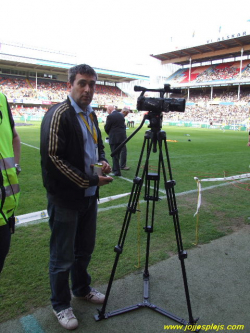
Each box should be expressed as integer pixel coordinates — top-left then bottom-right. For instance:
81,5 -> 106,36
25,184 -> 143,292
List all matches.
247,129 -> 250,146
0,92 -> 21,273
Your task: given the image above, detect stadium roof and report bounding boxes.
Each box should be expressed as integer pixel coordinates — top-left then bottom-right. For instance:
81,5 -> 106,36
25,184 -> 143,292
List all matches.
151,34 -> 250,66
0,41 -> 149,83
0,57 -> 149,83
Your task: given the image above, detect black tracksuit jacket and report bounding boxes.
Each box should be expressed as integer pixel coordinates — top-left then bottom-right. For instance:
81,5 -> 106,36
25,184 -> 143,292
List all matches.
40,97 -> 107,209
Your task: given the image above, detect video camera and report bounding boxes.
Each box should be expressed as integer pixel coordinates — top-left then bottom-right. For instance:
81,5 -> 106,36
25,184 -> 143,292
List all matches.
134,84 -> 185,113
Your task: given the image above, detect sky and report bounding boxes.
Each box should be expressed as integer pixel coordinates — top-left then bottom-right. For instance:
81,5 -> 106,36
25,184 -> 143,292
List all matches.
1,0 -> 250,75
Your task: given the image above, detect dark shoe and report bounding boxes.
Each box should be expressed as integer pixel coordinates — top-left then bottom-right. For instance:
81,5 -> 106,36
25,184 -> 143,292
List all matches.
109,172 -> 122,177
121,166 -> 130,170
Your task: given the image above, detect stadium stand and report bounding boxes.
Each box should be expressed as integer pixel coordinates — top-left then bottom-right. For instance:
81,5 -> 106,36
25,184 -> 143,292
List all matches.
164,104 -> 249,126
0,74 -> 134,111
1,72 -> 249,129
1,34 -> 250,130
166,61 -> 250,85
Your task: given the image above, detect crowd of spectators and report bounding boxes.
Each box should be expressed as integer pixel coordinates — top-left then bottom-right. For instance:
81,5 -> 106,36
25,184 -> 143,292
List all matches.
196,65 -> 239,82
0,75 -> 68,101
1,74 -> 250,126
167,88 -> 250,125
93,85 -> 130,106
238,65 -> 250,79
169,62 -> 250,84
185,89 -> 250,103
164,104 -> 249,125
11,105 -> 48,117
0,75 -> 134,106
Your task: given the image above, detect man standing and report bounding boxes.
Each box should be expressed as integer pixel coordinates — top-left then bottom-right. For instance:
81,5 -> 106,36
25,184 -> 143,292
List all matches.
40,64 -> 112,330
0,92 -> 21,273
105,105 -> 129,176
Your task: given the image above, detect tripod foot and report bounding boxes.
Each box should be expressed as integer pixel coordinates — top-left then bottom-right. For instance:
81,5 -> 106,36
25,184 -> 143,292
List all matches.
183,318 -> 200,332
94,309 -> 106,321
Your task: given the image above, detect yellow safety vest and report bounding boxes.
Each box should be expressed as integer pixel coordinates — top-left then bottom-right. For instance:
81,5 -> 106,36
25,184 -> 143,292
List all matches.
0,93 -> 20,226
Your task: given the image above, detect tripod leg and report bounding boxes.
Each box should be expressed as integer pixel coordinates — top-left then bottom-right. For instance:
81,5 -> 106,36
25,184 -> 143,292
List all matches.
158,131 -> 196,324
143,171 -> 159,278
96,134 -> 153,320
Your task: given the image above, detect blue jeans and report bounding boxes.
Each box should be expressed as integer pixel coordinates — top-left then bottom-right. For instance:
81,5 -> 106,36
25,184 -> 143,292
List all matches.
47,195 -> 97,312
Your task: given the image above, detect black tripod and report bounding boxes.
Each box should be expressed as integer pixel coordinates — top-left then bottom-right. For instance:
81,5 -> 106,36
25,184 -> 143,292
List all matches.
95,112 -> 199,330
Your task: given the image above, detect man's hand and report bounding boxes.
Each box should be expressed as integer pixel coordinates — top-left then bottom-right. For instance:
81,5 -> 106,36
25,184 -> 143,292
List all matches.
98,175 -> 113,186
100,161 -> 112,174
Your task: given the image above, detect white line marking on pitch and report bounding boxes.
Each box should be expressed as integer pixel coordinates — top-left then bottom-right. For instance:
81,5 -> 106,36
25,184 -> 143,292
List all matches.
21,142 -> 39,149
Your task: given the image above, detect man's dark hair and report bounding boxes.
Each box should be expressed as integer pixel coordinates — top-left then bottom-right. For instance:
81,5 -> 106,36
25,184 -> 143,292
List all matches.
68,64 -> 98,85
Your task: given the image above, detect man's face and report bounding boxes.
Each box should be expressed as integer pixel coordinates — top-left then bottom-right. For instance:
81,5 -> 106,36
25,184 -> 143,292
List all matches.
68,73 -> 96,110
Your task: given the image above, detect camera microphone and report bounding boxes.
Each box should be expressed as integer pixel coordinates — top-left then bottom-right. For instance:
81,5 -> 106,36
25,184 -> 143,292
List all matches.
164,84 -> 182,94
134,86 -> 146,92
171,88 -> 182,94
